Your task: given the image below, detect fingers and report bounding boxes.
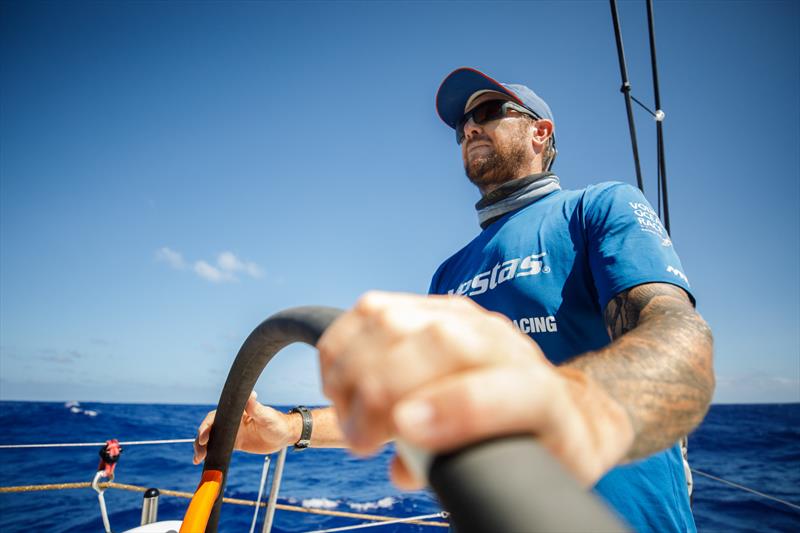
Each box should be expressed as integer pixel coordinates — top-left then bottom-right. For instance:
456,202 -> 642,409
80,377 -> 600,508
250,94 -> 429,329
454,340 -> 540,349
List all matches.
317,287 -> 560,488
318,291 -> 550,457
390,454 -> 425,491
318,305 -> 399,425
318,291 -> 427,443
323,328 -> 472,454
391,364 -> 560,452
198,410 -> 216,446
315,289 -> 625,488
342,375 -> 393,455
192,439 -> 204,465
192,391 -> 296,464
193,409 -> 216,465
387,364 -> 620,486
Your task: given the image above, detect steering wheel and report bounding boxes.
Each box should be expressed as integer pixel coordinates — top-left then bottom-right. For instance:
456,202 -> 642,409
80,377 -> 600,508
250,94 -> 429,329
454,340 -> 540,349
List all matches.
179,306 -> 629,533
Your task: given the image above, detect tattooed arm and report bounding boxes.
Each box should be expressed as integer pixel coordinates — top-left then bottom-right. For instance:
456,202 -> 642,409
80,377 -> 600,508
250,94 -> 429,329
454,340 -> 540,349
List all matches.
566,282 -> 715,461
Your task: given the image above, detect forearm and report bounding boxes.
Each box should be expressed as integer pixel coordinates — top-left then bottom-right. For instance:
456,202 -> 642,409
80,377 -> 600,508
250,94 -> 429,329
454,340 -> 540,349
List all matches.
565,284 -> 715,461
286,406 -> 347,448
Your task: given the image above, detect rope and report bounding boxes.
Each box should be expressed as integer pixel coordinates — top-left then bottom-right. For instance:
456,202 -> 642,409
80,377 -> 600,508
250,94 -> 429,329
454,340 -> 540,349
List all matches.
0,438 -> 194,449
0,481 -> 449,527
691,468 -> 800,512
0,482 -> 93,492
2,461 -> 796,519
305,512 -> 449,533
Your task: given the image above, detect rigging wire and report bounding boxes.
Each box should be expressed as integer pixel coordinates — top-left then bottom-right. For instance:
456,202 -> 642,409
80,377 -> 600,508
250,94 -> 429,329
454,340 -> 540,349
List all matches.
646,0 -> 671,233
0,438 -> 194,449
304,513 -> 450,533
609,0 -> 674,233
609,0 -> 645,194
629,94 -> 659,118
691,469 -> 800,512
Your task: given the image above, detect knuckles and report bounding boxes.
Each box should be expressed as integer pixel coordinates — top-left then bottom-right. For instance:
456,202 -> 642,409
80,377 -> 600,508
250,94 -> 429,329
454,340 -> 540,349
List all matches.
355,377 -> 389,415
485,310 -> 513,328
455,295 -> 479,311
367,305 -> 405,337
354,291 -> 387,315
421,319 -> 459,349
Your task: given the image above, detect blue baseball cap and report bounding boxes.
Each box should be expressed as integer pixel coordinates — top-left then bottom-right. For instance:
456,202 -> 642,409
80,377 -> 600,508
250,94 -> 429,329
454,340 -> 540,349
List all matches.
436,67 -> 555,129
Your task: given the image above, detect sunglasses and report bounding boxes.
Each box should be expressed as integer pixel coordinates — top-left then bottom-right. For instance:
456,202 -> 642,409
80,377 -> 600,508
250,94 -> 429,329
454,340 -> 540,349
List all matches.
456,99 -> 539,145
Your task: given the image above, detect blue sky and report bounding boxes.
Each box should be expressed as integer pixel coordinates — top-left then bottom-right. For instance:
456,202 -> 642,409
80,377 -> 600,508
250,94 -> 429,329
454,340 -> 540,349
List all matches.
1,1 -> 797,405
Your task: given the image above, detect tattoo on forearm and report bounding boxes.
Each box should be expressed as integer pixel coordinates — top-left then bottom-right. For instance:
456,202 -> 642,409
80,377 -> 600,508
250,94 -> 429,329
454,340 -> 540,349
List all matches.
569,283 -> 715,461
603,283 -> 687,339
605,292 -> 639,338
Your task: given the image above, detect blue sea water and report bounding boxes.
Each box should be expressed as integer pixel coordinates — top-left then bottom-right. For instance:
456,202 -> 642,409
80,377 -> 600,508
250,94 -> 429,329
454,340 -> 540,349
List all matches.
0,402 -> 797,532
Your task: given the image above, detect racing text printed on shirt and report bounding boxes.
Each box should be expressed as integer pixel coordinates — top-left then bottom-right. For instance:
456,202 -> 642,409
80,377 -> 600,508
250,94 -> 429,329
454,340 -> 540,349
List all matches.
446,251 -> 550,297
512,315 -> 558,333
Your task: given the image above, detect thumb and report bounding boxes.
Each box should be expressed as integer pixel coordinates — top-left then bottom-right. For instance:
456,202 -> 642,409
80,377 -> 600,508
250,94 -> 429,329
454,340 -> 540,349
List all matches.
244,391 -> 260,416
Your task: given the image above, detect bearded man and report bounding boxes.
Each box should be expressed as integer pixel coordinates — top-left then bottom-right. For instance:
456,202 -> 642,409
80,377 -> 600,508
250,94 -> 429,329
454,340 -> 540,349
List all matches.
195,67 -> 714,533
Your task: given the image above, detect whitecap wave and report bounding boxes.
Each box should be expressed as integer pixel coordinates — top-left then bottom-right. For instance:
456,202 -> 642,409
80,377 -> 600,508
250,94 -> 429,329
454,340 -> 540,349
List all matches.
302,498 -> 339,509
83,410 -> 98,417
70,407 -> 82,414
348,496 -> 397,511
64,401 -> 80,408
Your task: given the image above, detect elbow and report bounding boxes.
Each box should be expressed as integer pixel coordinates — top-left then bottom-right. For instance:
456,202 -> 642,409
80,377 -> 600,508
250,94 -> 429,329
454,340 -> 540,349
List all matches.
692,315 -> 715,426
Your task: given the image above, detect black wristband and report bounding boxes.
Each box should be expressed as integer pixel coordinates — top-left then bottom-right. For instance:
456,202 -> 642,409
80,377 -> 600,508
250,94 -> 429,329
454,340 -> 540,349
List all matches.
289,406 -> 312,450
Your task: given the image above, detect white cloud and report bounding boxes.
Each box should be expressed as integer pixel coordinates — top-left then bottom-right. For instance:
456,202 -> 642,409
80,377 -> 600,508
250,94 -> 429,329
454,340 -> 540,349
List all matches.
155,247 -> 186,270
157,247 -> 263,284
217,251 -> 263,279
194,260 -> 235,283
218,251 -> 243,272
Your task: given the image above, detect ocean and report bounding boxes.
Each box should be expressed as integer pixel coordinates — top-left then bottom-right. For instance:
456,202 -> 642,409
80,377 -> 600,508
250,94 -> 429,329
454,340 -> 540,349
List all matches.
0,402 -> 797,532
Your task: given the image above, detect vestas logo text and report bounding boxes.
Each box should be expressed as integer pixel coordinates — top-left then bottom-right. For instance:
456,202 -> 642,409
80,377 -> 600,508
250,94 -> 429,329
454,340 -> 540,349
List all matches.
447,252 -> 550,297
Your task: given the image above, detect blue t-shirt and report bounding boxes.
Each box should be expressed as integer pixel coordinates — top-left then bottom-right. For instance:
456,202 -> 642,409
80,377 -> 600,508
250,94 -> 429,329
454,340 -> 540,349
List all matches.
428,182 -> 695,533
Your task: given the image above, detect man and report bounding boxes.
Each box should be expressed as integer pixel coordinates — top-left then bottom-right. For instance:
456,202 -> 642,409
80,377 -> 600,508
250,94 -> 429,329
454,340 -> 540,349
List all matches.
194,67 -> 714,532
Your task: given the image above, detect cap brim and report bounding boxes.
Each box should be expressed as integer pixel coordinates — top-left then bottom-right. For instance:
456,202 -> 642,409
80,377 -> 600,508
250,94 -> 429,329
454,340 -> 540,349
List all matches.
436,67 -> 525,129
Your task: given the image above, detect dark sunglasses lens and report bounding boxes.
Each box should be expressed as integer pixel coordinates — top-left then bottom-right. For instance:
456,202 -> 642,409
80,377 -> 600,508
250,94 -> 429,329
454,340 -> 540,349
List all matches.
472,100 -> 505,124
455,100 -> 509,145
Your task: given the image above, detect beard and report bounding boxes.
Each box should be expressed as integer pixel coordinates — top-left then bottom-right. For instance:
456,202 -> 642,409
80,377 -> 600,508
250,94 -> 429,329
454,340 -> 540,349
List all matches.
463,133 -> 529,191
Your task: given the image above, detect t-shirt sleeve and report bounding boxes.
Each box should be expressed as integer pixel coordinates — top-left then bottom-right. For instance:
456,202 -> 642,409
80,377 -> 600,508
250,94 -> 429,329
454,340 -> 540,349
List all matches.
428,260 -> 447,295
583,182 -> 694,310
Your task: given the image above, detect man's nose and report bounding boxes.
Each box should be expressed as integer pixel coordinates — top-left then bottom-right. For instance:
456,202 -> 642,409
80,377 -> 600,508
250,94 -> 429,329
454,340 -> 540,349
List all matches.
463,117 -> 482,141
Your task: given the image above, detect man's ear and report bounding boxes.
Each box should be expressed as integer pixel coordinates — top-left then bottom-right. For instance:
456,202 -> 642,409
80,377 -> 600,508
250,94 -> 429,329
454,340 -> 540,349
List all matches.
531,119 -> 554,148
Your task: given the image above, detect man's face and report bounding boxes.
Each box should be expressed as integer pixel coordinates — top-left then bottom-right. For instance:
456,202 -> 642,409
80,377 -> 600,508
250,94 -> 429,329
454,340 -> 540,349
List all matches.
460,93 -> 536,191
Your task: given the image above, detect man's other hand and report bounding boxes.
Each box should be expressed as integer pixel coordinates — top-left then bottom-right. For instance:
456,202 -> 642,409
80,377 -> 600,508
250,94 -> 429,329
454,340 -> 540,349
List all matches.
192,392 -> 296,464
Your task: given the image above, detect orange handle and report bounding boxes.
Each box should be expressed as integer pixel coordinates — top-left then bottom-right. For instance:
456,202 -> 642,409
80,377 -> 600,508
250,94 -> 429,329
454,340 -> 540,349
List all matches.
180,470 -> 223,533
